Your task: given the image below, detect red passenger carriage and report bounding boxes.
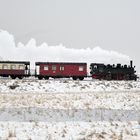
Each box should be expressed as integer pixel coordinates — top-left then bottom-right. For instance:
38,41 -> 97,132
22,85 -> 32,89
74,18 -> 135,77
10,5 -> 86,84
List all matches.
0,61 -> 30,79
35,62 -> 87,80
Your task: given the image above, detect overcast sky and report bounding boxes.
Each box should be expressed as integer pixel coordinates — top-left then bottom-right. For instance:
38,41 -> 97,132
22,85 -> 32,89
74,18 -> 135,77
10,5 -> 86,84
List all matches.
0,0 -> 140,70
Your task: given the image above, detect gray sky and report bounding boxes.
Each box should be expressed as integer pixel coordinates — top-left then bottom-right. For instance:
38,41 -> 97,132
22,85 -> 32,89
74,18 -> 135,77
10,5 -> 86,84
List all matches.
0,0 -> 140,67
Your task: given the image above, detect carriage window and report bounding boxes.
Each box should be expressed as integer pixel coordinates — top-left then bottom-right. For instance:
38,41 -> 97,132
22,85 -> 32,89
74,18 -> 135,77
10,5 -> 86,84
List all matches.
44,65 -> 49,71
3,65 -> 8,69
79,66 -> 84,71
11,65 -> 16,69
19,65 -> 24,70
60,66 -> 64,71
52,66 -> 56,70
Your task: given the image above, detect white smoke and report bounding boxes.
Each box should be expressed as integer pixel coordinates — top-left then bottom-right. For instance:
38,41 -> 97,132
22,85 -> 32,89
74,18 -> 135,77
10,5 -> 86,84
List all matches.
0,30 -> 132,72
0,56 -> 2,60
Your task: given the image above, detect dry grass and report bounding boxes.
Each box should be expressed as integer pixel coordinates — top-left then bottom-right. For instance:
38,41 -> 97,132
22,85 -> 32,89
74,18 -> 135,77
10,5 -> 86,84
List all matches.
8,129 -> 16,138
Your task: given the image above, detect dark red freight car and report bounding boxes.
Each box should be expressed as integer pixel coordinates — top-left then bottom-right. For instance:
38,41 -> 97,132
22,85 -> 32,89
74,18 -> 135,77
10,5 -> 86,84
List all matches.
35,62 -> 87,80
0,61 -> 30,79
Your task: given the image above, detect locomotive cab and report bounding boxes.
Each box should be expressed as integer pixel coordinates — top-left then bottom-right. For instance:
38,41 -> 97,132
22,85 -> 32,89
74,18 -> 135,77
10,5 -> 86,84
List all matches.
91,64 -> 104,73
90,63 -> 105,79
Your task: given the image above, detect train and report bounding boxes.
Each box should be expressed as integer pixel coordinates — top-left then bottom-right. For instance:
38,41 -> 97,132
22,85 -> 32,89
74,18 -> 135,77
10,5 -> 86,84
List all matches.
0,60 -> 137,80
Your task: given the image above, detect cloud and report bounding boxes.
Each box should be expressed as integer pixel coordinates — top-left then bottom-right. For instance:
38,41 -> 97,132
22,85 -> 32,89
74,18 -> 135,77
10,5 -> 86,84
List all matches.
0,30 -> 130,70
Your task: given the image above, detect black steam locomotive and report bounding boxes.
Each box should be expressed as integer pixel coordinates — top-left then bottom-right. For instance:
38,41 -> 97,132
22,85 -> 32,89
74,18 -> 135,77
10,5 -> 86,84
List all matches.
90,61 -> 137,80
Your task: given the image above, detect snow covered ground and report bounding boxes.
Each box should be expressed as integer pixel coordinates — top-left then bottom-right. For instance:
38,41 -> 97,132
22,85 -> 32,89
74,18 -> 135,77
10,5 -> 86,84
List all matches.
0,78 -> 140,140
0,77 -> 140,93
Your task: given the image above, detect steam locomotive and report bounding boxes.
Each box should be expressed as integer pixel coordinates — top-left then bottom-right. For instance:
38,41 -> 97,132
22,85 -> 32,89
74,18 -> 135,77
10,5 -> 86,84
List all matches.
0,60 -> 137,80
90,61 -> 137,80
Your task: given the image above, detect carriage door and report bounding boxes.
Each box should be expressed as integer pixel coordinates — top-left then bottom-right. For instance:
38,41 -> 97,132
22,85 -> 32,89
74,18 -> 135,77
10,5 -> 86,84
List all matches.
36,65 -> 40,75
60,65 -> 64,76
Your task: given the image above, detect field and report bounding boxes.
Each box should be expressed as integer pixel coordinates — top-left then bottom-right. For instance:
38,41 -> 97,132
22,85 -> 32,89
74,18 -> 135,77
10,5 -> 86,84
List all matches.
0,78 -> 140,140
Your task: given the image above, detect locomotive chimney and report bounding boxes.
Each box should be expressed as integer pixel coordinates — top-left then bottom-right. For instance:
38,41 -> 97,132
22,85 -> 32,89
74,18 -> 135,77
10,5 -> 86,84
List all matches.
130,60 -> 133,68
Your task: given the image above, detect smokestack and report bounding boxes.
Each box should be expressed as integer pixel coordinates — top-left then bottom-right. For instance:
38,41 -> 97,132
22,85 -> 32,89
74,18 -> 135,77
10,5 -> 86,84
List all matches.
130,60 -> 133,68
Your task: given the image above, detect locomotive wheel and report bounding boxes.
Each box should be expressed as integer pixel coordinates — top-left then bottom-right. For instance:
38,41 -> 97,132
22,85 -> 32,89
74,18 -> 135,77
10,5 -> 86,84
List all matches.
105,74 -> 112,80
124,74 -> 130,80
72,77 -> 77,80
79,77 -> 84,80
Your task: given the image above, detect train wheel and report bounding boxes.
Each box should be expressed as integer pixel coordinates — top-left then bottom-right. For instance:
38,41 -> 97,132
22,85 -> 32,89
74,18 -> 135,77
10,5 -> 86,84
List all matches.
124,74 -> 130,80
79,77 -> 84,80
11,76 -> 16,79
105,74 -> 112,80
38,76 -> 43,80
72,77 -> 77,80
45,77 -> 49,80
18,76 -> 23,79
